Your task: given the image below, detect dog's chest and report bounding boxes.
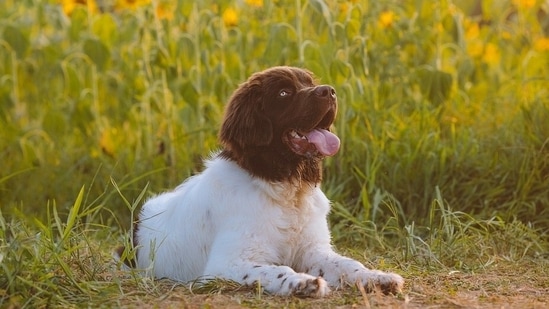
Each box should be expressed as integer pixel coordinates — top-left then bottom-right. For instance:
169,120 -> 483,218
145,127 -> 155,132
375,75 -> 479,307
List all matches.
266,188 -> 317,259
245,176 -> 326,263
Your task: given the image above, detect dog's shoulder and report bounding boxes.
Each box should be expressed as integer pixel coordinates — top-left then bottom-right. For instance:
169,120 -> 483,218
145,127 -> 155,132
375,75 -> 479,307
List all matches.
201,154 -> 327,211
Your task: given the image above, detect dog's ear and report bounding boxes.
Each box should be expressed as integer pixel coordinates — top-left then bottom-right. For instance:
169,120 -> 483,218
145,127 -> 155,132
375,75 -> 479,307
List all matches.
219,81 -> 273,150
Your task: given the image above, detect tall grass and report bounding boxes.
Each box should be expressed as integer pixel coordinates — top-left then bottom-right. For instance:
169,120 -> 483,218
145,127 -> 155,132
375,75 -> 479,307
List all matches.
1,0 -> 548,306
2,0 -> 548,225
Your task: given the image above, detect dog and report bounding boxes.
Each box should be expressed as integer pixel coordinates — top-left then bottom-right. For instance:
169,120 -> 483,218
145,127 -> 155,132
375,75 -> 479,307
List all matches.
118,66 -> 404,297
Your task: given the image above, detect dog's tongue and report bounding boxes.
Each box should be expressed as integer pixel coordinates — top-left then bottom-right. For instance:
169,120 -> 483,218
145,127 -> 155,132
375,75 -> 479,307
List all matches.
305,129 -> 340,156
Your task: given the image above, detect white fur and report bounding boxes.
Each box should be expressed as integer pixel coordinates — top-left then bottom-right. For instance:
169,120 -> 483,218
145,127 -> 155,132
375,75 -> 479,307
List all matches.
135,155 -> 403,297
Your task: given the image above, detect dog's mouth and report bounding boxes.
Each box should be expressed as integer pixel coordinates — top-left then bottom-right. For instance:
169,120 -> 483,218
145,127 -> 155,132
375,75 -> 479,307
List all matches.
285,128 -> 340,157
283,109 -> 340,157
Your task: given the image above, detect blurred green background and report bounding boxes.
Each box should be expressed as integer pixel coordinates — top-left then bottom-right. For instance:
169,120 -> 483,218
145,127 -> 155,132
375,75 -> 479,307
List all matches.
1,0 -> 548,232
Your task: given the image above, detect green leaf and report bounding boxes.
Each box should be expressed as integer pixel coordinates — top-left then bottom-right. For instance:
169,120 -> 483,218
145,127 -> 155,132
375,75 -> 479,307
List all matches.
417,67 -> 453,106
345,20 -> 360,41
264,23 -> 297,63
52,201 -> 64,240
92,14 -> 118,47
308,0 -> 332,33
63,186 -> 85,242
3,25 -> 29,58
42,110 -> 66,137
180,80 -> 199,106
68,7 -> 88,41
309,0 -> 331,23
330,59 -> 351,84
83,38 -> 110,71
0,167 -> 34,184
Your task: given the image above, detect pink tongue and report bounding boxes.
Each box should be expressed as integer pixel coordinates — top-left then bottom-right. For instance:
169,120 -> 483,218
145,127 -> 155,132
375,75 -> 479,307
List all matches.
305,129 -> 340,156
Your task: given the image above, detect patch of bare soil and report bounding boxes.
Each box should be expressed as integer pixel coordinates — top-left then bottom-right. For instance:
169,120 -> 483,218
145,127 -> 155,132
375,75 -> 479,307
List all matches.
118,262 -> 548,308
405,267 -> 548,309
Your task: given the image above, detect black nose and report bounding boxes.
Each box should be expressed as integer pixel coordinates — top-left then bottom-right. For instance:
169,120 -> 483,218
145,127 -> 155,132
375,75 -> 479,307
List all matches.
314,85 -> 336,99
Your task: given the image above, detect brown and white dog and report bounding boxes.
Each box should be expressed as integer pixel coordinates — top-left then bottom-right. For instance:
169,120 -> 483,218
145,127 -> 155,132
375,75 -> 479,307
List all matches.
118,66 -> 404,297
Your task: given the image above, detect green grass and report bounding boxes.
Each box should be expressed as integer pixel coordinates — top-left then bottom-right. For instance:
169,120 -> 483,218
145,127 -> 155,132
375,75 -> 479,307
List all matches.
1,0 -> 549,307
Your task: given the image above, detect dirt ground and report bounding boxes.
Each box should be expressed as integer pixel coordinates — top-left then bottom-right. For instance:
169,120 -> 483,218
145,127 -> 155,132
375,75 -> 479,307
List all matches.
119,262 -> 548,308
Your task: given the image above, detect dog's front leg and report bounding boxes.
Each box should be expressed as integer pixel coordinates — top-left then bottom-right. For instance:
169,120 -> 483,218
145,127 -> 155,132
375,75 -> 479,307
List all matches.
203,261 -> 330,297
298,248 -> 404,295
199,228 -> 334,297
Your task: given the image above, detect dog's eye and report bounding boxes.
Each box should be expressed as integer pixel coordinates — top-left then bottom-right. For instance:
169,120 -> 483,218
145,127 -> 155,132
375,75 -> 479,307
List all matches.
279,90 -> 291,98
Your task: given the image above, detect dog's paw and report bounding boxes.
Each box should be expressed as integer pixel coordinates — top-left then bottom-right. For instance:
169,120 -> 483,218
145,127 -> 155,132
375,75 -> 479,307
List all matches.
359,271 -> 404,295
278,274 -> 330,297
376,272 -> 404,294
293,276 -> 330,298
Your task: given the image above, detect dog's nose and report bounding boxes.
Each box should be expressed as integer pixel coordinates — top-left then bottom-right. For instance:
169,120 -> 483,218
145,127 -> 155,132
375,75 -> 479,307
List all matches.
314,85 -> 336,99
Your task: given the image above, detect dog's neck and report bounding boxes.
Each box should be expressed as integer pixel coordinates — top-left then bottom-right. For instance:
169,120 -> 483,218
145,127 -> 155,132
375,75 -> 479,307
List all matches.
219,148 -> 323,184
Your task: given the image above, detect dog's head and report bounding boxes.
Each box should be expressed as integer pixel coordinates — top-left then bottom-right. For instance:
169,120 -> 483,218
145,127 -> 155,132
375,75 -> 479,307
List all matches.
219,66 -> 340,182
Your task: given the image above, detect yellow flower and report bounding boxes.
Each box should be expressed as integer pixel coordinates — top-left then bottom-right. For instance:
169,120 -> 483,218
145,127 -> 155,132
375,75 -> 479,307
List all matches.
60,0 -> 98,16
533,37 -> 549,52
482,43 -> 500,65
340,2 -> 349,14
156,1 -> 174,20
464,20 -> 479,40
512,0 -> 536,9
245,0 -> 263,8
116,0 -> 151,11
466,40 -> 483,58
99,127 -> 118,157
378,11 -> 395,29
435,22 -> 444,34
222,7 -> 238,27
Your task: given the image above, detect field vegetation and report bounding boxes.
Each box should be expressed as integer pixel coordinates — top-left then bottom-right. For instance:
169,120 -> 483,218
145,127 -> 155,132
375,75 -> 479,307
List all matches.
1,0 -> 548,307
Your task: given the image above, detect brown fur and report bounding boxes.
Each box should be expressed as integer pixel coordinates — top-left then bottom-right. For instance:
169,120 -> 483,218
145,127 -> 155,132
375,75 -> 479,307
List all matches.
219,66 -> 337,183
